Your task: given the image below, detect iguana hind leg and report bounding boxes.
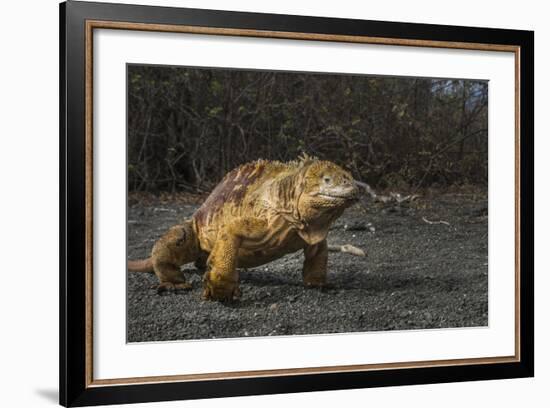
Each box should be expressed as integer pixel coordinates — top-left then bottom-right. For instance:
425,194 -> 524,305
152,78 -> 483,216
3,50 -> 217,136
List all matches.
203,217 -> 267,301
303,239 -> 329,288
151,220 -> 199,294
153,263 -> 193,293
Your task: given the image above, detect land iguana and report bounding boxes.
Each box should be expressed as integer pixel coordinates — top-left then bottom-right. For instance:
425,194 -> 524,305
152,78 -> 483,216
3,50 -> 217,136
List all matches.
128,156 -> 362,301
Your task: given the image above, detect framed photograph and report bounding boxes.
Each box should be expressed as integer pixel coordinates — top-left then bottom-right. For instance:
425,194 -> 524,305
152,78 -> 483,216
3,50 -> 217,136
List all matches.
60,1 -> 534,406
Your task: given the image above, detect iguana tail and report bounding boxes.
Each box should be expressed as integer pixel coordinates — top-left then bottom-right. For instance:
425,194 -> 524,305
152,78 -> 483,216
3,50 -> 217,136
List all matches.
128,258 -> 154,272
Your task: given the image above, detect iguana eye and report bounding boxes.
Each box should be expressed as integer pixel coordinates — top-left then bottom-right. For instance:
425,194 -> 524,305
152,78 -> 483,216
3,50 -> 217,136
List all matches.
323,176 -> 331,184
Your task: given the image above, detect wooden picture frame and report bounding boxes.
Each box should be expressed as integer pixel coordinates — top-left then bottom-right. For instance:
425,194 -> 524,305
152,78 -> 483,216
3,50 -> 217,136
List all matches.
60,1 -> 534,406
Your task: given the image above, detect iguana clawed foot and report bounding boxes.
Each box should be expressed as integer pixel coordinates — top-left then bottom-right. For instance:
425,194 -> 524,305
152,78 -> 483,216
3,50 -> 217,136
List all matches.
154,282 -> 192,294
202,282 -> 242,302
202,273 -> 241,301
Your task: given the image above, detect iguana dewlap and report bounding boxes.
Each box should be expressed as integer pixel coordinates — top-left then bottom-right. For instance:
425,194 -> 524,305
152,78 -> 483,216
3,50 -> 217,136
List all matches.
128,156 -> 360,301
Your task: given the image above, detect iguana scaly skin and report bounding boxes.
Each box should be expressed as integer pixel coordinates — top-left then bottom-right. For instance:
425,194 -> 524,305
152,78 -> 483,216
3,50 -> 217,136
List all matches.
128,156 -> 360,301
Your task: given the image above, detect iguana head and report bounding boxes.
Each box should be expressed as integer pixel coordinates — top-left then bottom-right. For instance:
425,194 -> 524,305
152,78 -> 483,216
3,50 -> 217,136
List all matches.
295,160 -> 359,244
300,160 -> 359,209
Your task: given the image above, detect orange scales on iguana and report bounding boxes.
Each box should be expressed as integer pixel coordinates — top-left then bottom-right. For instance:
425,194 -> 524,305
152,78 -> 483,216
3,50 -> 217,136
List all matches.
128,156 -> 361,301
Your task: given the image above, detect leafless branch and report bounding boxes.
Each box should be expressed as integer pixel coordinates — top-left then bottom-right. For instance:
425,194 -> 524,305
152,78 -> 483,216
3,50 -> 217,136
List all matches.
328,244 -> 366,257
422,217 -> 451,226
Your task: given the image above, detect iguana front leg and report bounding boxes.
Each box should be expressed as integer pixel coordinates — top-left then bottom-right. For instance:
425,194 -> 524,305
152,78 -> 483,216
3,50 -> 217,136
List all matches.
303,239 -> 329,287
203,217 -> 267,301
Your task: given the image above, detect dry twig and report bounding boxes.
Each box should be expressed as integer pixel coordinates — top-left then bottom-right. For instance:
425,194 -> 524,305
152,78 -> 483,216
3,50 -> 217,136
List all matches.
355,181 -> 419,205
421,216 -> 451,226
328,244 -> 366,257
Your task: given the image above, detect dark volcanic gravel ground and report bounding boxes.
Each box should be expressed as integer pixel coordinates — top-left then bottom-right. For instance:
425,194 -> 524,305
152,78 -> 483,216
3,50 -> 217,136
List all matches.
127,193 -> 488,342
